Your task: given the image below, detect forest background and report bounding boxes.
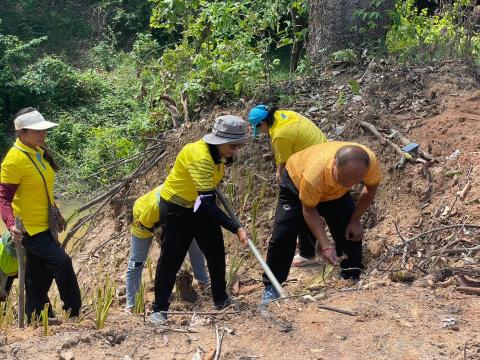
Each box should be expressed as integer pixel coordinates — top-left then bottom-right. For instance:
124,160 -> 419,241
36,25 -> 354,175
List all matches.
1,0 -> 479,196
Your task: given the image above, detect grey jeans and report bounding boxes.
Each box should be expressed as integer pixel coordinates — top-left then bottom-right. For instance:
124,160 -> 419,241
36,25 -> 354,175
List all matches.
125,235 -> 209,308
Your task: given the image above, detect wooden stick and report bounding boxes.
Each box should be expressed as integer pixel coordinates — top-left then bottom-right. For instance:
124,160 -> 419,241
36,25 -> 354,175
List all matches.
318,305 -> 358,316
15,217 -> 26,328
390,128 -> 434,161
443,245 -> 480,255
160,95 -> 181,128
360,121 -> 411,161
214,325 -> 225,360
404,224 -> 480,245
457,181 -> 471,200
161,310 -> 238,316
180,90 -> 190,124
456,286 -> 480,295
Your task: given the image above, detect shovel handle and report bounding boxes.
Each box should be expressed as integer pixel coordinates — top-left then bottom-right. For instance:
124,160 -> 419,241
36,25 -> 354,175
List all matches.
215,189 -> 286,298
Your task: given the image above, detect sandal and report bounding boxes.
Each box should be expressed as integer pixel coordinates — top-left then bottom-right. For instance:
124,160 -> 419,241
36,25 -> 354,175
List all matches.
292,254 -> 317,267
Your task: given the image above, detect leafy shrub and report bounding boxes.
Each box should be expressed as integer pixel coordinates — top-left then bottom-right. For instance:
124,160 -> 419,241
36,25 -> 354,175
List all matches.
386,0 -> 480,64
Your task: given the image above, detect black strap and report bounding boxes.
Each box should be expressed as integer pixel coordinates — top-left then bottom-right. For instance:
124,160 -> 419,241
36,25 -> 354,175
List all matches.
14,145 -> 53,206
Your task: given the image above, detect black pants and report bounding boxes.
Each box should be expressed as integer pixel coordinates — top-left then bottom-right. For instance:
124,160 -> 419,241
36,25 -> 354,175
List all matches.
23,230 -> 81,318
152,199 -> 228,312
263,172 -> 361,285
297,226 -> 317,259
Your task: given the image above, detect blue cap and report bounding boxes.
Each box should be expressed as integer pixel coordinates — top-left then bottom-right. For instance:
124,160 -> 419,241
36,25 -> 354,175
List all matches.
248,105 -> 269,137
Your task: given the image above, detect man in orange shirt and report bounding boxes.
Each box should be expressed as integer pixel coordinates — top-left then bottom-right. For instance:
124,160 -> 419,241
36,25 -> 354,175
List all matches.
261,142 -> 381,303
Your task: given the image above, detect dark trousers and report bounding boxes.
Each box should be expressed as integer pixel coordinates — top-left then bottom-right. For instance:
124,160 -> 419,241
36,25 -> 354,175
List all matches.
298,226 -> 317,259
23,230 -> 81,318
263,172 -> 361,285
152,200 -> 228,312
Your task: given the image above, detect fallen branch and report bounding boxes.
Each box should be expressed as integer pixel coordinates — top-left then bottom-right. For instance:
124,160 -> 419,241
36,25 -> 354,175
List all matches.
456,181 -> 471,200
160,310 -> 238,316
456,286 -> 480,295
214,325 -> 225,360
318,305 -> 358,316
403,224 -> 480,245
180,90 -> 190,124
160,94 -> 181,128
390,128 -> 434,161
442,245 -> 480,255
360,121 -> 411,162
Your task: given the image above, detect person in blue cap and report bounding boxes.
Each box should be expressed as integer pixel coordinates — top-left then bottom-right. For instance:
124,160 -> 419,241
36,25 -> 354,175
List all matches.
248,104 -> 329,267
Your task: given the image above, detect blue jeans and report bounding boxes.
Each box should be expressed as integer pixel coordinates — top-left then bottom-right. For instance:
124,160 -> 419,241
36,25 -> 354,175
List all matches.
125,235 -> 209,308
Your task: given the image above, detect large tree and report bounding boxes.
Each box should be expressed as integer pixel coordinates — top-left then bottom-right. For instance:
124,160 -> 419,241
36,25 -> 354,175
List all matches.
307,0 -> 395,61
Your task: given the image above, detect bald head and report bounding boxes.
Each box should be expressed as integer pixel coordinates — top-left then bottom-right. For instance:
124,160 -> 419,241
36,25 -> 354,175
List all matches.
333,145 -> 370,187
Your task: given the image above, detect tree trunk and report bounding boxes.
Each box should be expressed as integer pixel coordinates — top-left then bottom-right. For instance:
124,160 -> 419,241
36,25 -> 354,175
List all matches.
307,0 -> 395,61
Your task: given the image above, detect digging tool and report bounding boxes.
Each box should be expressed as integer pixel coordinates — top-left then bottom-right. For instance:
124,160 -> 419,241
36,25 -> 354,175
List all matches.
215,188 -> 286,299
15,217 -> 26,328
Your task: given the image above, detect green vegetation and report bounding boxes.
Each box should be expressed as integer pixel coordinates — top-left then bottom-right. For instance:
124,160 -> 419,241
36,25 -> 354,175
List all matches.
95,278 -> 115,330
386,0 -> 480,64
1,0 -> 478,196
40,303 -> 50,336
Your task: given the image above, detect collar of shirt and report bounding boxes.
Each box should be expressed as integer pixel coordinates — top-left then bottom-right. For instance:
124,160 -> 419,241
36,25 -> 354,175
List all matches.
268,110 -> 292,137
14,138 -> 44,156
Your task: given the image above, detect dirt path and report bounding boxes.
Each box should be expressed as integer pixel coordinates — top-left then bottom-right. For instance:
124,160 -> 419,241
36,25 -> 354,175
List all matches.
1,64 -> 479,360
1,285 -> 479,360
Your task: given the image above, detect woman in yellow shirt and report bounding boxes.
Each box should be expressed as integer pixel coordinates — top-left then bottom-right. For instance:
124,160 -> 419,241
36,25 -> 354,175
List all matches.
149,116 -> 249,325
125,185 -> 210,311
0,108 -> 81,320
248,104 -> 328,267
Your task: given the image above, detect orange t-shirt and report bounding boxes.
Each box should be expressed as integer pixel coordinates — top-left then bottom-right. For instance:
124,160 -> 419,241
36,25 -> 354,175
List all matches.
285,141 -> 381,207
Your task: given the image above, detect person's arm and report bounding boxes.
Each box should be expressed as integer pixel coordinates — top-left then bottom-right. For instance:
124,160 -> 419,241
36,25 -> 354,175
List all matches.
345,183 -> 379,241
196,193 -> 248,245
0,183 -> 23,242
276,163 -> 286,185
302,205 -> 337,264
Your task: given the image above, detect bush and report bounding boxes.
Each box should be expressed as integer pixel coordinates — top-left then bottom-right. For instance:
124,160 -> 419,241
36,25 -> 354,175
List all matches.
386,0 -> 480,64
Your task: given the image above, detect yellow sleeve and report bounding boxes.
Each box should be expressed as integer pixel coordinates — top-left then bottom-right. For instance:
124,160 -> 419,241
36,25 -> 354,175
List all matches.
137,201 -> 160,229
187,158 -> 216,192
363,155 -> 382,186
298,176 -> 322,208
0,155 -> 24,184
272,137 -> 293,165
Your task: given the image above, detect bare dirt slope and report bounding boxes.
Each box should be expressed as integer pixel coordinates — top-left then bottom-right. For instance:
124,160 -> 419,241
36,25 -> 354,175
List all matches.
0,62 -> 479,360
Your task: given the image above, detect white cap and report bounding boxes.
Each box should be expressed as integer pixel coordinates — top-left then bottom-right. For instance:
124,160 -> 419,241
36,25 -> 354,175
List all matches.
14,110 -> 58,130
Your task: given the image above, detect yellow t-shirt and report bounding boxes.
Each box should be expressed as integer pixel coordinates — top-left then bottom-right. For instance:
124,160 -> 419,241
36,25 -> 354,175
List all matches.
161,139 -> 224,208
131,185 -> 162,239
286,141 -> 382,207
1,139 -> 55,236
269,110 -> 328,165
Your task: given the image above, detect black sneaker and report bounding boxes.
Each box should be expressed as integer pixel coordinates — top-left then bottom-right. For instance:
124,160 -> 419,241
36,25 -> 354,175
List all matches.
214,297 -> 234,311
340,259 -> 363,280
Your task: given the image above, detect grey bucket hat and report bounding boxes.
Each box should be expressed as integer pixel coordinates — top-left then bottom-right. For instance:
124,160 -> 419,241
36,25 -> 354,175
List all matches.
203,115 -> 249,145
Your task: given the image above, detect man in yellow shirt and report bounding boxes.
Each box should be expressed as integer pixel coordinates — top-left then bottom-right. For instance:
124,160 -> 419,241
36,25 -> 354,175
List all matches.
125,185 -> 210,311
248,105 -> 328,267
261,142 -> 381,304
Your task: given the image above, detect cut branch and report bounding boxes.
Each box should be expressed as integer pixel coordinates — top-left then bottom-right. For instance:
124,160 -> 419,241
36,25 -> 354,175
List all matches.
360,121 -> 411,161
160,94 -> 181,128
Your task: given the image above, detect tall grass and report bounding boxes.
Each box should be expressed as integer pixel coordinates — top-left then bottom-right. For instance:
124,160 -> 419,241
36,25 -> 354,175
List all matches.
133,282 -> 145,315
95,278 -> 115,330
226,251 -> 246,288
40,303 -> 50,336
0,295 -> 14,334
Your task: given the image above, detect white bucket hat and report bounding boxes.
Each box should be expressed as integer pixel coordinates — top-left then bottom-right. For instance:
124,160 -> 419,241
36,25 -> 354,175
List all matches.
14,110 -> 58,130
203,115 -> 249,145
